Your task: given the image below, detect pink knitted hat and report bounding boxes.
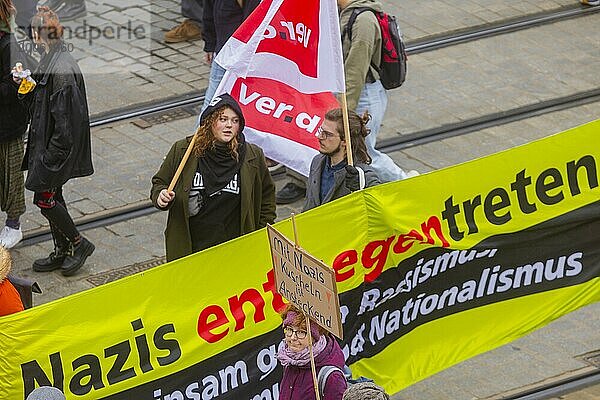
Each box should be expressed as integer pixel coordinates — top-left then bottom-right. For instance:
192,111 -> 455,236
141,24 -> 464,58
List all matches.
283,311 -> 321,340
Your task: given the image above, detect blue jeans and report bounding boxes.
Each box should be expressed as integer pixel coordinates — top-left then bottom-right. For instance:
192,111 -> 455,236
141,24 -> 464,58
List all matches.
197,61 -> 226,127
355,80 -> 407,182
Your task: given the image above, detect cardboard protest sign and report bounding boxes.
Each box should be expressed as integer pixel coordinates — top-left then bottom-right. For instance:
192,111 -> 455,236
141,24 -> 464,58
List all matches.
267,224 -> 343,339
0,120 -> 598,399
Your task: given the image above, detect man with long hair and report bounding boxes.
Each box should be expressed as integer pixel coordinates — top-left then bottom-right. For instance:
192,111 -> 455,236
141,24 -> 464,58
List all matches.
303,108 -> 380,211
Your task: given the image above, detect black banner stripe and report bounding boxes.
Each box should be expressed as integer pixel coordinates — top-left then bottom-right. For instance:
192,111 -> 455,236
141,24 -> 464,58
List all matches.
104,200 -> 600,399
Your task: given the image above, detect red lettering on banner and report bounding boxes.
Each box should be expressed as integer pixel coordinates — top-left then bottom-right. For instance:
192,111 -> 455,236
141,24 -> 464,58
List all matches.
231,76 -> 338,149
393,229 -> 424,254
197,305 -> 229,343
362,236 -> 396,283
334,215 -> 451,284
196,269 -> 288,344
228,288 -> 266,331
195,216 -> 449,344
333,250 -> 358,282
262,268 -> 287,312
421,216 -> 450,247
258,1 -> 320,77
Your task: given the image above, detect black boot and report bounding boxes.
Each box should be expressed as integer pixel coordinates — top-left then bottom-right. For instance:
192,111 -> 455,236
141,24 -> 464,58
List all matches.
33,248 -> 69,272
56,0 -> 86,21
33,228 -> 70,272
61,237 -> 95,276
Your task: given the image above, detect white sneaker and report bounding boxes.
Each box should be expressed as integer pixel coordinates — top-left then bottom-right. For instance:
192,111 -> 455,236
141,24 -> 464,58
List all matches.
0,226 -> 23,249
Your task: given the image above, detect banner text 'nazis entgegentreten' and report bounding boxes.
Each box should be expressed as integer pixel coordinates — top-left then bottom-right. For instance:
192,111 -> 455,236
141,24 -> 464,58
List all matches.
0,120 -> 599,399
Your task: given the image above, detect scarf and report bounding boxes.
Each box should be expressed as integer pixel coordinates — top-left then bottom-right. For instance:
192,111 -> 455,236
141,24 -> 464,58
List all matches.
198,132 -> 247,196
276,335 -> 328,367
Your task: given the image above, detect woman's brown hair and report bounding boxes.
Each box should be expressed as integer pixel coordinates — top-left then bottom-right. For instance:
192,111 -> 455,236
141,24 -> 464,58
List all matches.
280,304 -> 326,336
324,108 -> 372,164
31,6 -> 64,45
192,105 -> 240,160
0,0 -> 16,27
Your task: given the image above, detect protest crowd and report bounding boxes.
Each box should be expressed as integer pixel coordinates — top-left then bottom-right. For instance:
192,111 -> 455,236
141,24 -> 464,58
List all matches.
1,0 -> 599,399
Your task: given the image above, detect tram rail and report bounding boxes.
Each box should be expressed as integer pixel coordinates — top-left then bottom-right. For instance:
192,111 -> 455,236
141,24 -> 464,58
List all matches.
89,5 -> 600,128
19,85 -> 600,247
18,5 -> 600,246
503,368 -> 600,400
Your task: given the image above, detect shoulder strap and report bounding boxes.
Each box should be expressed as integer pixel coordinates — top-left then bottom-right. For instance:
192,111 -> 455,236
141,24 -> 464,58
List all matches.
342,7 -> 375,42
317,365 -> 345,396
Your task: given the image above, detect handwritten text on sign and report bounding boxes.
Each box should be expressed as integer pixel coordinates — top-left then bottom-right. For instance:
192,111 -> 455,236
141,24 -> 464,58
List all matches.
267,225 -> 343,339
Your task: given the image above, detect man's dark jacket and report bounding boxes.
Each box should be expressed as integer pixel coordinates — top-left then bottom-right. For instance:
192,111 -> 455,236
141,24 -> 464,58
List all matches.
21,43 -> 93,192
203,0 -> 260,54
303,154 -> 380,211
0,32 -> 27,143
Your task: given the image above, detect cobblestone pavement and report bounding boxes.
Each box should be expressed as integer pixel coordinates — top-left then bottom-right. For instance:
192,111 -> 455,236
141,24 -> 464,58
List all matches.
14,12 -> 600,231
14,0 -> 580,116
381,13 -> 600,140
5,1 -> 600,398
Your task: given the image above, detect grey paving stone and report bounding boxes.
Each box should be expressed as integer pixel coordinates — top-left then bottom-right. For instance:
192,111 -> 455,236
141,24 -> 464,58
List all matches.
48,0 -> 582,117
7,2 -> 599,398
70,198 -> 106,215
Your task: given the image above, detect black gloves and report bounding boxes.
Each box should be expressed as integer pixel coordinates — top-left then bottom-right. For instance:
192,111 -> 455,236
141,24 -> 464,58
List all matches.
345,165 -> 362,192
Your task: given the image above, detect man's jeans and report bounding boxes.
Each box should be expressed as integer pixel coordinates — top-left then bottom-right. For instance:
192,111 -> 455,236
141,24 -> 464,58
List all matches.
355,80 -> 407,182
197,61 -> 226,126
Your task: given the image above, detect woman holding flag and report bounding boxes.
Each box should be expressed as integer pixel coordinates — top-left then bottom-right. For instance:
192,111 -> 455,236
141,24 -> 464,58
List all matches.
151,94 -> 276,261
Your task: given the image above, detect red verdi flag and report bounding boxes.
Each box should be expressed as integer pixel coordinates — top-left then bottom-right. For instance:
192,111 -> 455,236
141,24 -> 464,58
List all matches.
215,0 -> 345,175
219,75 -> 339,175
216,0 -> 345,93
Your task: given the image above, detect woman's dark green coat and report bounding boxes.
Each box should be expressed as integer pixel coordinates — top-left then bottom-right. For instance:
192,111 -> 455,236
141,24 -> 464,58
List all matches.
150,137 -> 276,262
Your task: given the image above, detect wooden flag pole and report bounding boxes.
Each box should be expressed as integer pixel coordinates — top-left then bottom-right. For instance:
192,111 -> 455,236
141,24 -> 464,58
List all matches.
290,213 -> 321,400
167,132 -> 198,192
306,318 -> 321,400
340,93 -> 354,166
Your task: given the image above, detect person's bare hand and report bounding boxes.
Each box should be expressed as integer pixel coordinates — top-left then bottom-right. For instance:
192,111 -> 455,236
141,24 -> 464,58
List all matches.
157,189 -> 175,208
204,52 -> 214,65
12,63 -> 24,84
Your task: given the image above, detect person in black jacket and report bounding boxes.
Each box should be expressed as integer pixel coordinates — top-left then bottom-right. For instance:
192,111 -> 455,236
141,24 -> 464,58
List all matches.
16,7 -> 94,276
199,0 -> 260,114
0,0 -> 27,249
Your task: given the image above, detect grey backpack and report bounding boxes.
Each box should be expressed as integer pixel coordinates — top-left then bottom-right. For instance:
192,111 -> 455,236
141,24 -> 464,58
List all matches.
317,365 -> 373,396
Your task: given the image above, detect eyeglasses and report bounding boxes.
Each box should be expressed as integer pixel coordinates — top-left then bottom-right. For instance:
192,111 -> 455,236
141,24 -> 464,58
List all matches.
284,326 -> 307,339
317,127 -> 339,140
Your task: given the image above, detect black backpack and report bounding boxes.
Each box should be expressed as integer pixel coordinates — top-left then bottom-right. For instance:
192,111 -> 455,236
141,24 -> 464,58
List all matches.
342,7 -> 408,89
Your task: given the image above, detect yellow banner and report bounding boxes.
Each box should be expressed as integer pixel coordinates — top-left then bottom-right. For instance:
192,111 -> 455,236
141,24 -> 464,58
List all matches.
1,120 -> 599,399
